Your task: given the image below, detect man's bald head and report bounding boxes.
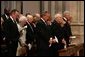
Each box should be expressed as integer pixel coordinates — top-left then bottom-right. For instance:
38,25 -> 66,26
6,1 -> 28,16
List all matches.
27,15 -> 34,23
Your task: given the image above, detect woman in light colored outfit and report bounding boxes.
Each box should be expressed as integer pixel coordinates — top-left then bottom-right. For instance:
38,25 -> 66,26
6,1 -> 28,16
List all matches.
16,15 -> 27,56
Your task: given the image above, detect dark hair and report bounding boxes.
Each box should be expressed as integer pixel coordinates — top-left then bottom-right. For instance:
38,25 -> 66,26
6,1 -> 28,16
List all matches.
10,9 -> 19,15
41,11 -> 49,17
25,13 -> 31,17
4,7 -> 10,15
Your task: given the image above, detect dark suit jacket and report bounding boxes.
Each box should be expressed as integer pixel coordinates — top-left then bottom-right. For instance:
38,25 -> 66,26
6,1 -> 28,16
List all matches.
26,23 -> 35,44
2,17 -> 20,56
0,28 -> 5,45
1,14 -> 9,22
36,19 -> 51,50
63,19 -> 72,37
3,17 -> 20,44
63,19 -> 72,46
51,20 -> 64,43
51,20 -> 72,48
51,20 -> 65,50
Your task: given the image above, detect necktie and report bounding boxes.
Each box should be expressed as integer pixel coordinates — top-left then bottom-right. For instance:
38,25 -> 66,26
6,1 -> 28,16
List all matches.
14,20 -> 17,24
29,24 -> 34,32
44,21 -> 47,26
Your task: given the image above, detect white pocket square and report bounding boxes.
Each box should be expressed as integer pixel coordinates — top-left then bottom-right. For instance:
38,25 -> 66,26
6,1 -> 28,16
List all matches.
55,36 -> 58,43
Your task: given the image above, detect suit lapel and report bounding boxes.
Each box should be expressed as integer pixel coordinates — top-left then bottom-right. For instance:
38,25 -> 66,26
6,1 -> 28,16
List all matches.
27,23 -> 34,33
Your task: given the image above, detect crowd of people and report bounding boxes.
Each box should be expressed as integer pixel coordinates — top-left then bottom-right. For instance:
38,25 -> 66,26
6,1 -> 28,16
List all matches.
0,7 -> 72,56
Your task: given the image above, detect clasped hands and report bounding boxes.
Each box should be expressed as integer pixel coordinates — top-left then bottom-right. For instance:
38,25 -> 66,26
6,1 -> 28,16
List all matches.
49,36 -> 66,47
49,36 -> 58,47
49,38 -> 56,44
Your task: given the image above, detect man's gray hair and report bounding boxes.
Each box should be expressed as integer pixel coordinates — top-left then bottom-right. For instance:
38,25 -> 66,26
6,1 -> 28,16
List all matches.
54,13 -> 62,18
63,11 -> 70,14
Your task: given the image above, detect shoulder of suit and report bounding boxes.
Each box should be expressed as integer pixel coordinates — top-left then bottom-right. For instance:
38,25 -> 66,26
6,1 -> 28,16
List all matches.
38,19 -> 42,22
4,18 -> 13,25
7,18 -> 12,22
1,14 -> 5,17
36,19 -> 42,24
1,14 -> 5,19
52,20 -> 57,24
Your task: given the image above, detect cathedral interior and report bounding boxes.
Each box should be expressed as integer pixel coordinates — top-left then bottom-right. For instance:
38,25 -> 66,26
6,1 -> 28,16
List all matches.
1,1 -> 84,56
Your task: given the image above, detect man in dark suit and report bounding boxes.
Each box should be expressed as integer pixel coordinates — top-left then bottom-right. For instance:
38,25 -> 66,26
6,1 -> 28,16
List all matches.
62,20 -> 72,47
3,9 -> 20,56
26,15 -> 36,56
1,17 -> 9,56
63,11 -> 72,47
36,11 -> 51,56
1,7 -> 10,56
50,13 -> 67,56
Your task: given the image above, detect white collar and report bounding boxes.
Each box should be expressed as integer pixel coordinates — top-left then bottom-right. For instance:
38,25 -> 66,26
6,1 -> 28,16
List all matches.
63,17 -> 67,21
26,21 -> 30,25
41,18 -> 47,25
63,17 -> 71,24
41,18 -> 46,23
10,16 -> 14,22
5,14 -> 9,19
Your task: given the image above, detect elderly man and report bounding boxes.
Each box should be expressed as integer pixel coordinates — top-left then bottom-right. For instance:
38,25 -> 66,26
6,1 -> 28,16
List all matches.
33,13 -> 40,25
26,14 -> 36,56
63,11 -> 72,24
50,13 -> 67,56
3,9 -> 20,56
63,11 -> 72,47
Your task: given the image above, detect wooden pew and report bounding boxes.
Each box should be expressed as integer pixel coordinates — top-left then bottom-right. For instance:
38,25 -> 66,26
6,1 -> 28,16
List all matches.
58,43 -> 84,56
